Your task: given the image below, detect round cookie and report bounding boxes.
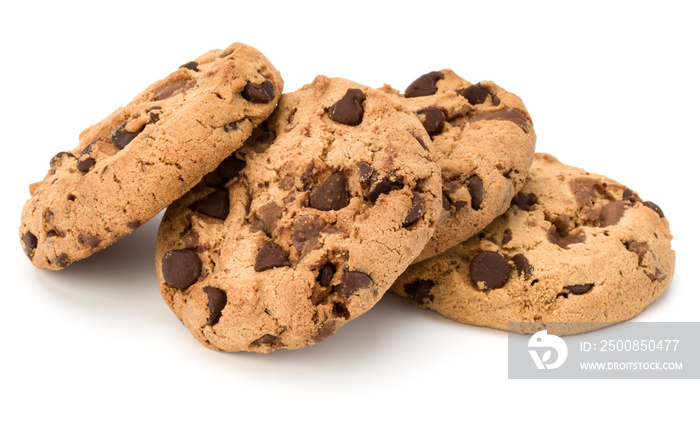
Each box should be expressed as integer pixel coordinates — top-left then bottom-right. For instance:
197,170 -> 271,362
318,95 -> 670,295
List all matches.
155,76 -> 442,352
19,43 -> 283,270
392,153 -> 675,335
380,69 -> 536,262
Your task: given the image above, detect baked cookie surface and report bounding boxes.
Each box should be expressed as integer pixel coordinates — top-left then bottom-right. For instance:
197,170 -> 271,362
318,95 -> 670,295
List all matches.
20,43 -> 282,269
392,153 -> 674,335
381,69 -> 536,262
155,76 -> 442,352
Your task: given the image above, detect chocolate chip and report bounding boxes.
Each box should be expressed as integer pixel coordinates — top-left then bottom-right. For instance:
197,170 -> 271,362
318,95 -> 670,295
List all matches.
203,286 -> 227,326
444,180 -> 462,195
252,334 -> 282,348
547,225 -> 586,249
155,79 -> 190,100
127,220 -> 141,230
309,174 -> 349,211
76,140 -> 98,172
317,263 -> 336,287
601,200 -> 627,227
110,122 -> 142,149
292,215 -> 327,252
646,268 -> 665,282
569,177 -> 605,206
50,151 -> 74,161
180,61 -> 199,71
643,201 -> 665,218
256,203 -> 283,235
469,108 -> 531,132
455,201 -> 469,211
328,88 -> 365,126
511,192 -> 538,211
254,241 -> 291,272
403,279 -> 435,305
469,251 -> 510,289
417,106 -> 445,136
502,228 -> 513,245
403,191 -> 424,226
357,162 -> 403,202
181,229 -> 199,249
511,254 -> 532,280
414,135 -> 428,151
67,194 -> 76,201
625,241 -> 649,265
553,215 -> 571,237
358,161 -> 373,192
77,233 -> 101,248
442,193 -> 451,211
148,108 -> 161,123
300,164 -> 315,184
443,181 -> 465,211
54,253 -> 71,268
458,83 -> 491,105
161,249 -> 201,290
49,151 -> 76,172
404,71 -> 444,98
250,222 -> 265,236
332,302 -> 351,319
366,177 -> 394,202
192,189 -> 229,220
467,175 -> 484,210
21,231 -> 38,259
313,321 -> 337,343
242,79 -> 275,103
564,284 -> 594,295
215,155 -> 245,183
223,121 -> 239,132
78,142 -> 94,155
622,188 -> 642,203
76,157 -> 95,172
337,271 -> 373,298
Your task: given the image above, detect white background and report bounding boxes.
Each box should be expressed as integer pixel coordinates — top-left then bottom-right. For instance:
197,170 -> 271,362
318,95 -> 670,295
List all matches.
1,1 -> 697,435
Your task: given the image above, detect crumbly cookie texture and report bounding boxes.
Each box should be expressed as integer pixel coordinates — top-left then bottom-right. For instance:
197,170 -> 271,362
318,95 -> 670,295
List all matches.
155,76 -> 442,352
392,153 -> 675,335
20,43 -> 283,270
380,69 -> 536,262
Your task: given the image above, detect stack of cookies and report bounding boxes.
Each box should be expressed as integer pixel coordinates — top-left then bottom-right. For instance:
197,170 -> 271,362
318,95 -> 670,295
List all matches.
19,43 -> 675,352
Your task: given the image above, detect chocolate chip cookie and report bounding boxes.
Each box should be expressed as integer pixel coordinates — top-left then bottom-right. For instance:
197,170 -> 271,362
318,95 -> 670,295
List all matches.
392,153 -> 674,335
380,69 -> 536,262
155,76 -> 442,352
20,43 -> 283,269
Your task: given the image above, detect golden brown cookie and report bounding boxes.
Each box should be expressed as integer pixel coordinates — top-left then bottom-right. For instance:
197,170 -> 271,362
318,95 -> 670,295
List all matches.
19,43 -> 282,269
380,69 -> 536,262
392,153 -> 674,335
155,76 -> 442,352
